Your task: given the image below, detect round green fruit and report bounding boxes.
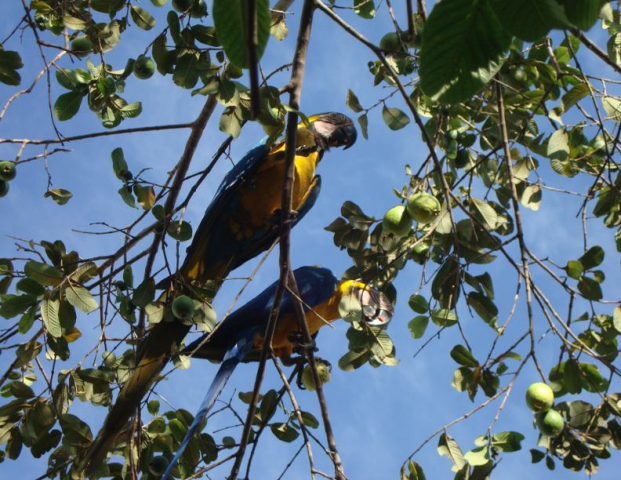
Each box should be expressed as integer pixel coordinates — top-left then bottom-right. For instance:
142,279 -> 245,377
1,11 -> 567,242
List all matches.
0,180 -> 9,198
454,148 -> 470,169
382,205 -> 412,237
172,0 -> 193,12
133,55 -> 155,80
536,409 -> 564,437
102,351 -> 117,367
172,295 -> 195,320
379,32 -> 405,53
0,161 -> 16,181
410,241 -> 430,264
525,382 -> 554,412
190,0 -> 207,18
513,67 -> 528,84
301,362 -> 331,392
406,193 -> 441,224
149,455 -> 170,476
70,37 -> 92,58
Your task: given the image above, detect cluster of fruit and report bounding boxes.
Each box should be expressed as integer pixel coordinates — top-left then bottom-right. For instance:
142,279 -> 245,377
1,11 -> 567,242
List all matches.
0,161 -> 16,198
526,382 -> 565,437
382,192 -> 442,237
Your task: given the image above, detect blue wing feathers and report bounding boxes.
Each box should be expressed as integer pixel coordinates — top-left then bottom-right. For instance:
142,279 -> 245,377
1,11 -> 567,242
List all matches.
162,328 -> 258,480
185,267 -> 337,356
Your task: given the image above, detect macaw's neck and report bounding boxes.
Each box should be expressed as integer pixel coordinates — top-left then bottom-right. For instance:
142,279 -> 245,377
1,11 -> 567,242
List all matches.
306,280 -> 368,331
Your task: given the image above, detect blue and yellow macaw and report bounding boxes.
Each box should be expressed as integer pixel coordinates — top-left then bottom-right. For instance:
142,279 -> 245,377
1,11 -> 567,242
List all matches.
81,113 -> 357,473
161,266 -> 394,479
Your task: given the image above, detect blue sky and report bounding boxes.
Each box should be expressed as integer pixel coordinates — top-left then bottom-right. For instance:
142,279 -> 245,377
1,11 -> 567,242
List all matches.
1,1 -> 620,479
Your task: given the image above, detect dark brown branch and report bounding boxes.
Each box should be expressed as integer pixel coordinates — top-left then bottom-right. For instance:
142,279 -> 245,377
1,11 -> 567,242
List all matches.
0,122 -> 193,146
571,29 -> 621,76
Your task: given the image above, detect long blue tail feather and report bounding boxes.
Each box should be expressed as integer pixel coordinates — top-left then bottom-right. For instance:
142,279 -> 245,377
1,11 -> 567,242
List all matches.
162,328 -> 257,480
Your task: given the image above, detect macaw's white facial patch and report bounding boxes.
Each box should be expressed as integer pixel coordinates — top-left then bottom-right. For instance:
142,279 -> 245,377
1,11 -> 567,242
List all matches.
359,288 -> 394,328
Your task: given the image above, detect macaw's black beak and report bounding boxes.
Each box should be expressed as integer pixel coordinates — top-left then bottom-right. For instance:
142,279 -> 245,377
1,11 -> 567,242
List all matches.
327,118 -> 357,150
330,120 -> 358,150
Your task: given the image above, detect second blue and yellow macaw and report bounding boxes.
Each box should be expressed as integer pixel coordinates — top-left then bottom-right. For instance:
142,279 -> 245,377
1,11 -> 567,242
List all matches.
81,113 -> 357,472
162,266 -> 394,479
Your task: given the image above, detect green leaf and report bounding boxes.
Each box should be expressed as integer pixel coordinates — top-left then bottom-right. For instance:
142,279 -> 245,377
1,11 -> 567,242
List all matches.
130,5 -> 156,30
219,105 -> 243,138
18,308 -> 36,334
338,348 -> 370,371
579,363 -> 608,392
408,294 -> 429,314
145,301 -> 165,325
54,91 -> 83,121
613,306 -> 621,334
0,295 -> 37,319
120,102 -> 142,118
490,0 -> 569,41
118,185 -> 137,208
299,411 -> 319,429
0,50 -> 23,86
520,185 -> 542,211
60,413 -> 93,447
192,25 -> 219,46
547,128 -> 570,160
24,261 -> 64,287
41,298 -> 62,338
491,431 -> 524,452
530,448 -> 546,463
565,260 -> 584,280
563,359 -> 582,394
430,308 -> 458,327
419,0 -> 511,103
437,433 -> 466,472
44,188 -> 73,205
258,389 -> 278,424
212,0 -> 271,68
168,418 -> 187,443
133,278 -> 155,308
450,344 -> 479,367
167,220 -> 193,241
561,83 -> 590,112
31,429 -> 61,458
382,105 -> 410,130
577,245 -> 604,270
346,89 -> 364,113
65,285 -> 98,313
354,0 -> 376,19
173,53 -> 200,89
270,422 -> 299,443
558,0 -> 604,30
602,96 -> 621,122
464,445 -> 489,466
338,293 -> 363,323
578,276 -> 603,301
358,113 -> 369,140
470,198 -> 498,229
467,292 -> 498,328
134,184 -> 155,210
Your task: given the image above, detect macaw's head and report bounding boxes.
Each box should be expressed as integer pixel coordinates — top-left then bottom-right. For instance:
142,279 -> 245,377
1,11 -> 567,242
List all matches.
341,281 -> 394,329
308,112 -> 357,151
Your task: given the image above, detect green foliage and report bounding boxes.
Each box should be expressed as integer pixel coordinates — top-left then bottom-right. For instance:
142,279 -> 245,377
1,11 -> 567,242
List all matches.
2,0 -> 621,478
212,0 -> 271,69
